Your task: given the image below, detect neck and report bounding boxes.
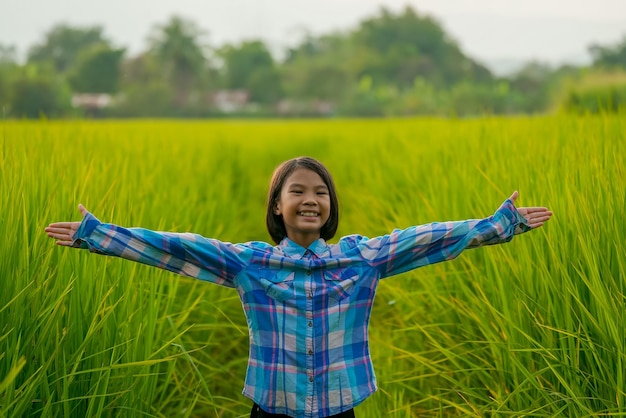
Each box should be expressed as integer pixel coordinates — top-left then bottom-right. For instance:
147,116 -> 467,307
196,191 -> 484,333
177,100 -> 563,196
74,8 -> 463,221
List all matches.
288,233 -> 320,249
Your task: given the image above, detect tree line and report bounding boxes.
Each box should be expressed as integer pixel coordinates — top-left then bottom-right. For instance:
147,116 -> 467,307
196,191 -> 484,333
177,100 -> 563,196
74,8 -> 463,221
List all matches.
1,6 -> 625,118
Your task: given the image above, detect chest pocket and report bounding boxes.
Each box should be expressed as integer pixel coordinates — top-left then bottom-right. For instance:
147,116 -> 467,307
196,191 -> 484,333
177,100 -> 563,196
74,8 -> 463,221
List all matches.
257,269 -> 296,302
324,268 -> 359,301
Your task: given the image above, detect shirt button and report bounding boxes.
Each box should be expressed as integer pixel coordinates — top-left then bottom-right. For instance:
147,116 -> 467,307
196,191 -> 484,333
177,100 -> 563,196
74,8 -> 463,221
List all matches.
309,376 -> 314,382
308,321 -> 312,327
307,293 -> 312,300
306,270 -> 311,276
308,349 -> 313,355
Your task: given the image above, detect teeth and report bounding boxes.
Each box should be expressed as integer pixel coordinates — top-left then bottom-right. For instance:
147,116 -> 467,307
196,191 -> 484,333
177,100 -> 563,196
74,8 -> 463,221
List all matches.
299,212 -> 319,217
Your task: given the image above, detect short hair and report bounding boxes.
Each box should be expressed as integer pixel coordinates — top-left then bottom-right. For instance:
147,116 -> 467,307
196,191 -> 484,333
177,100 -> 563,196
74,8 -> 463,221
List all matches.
266,157 -> 339,244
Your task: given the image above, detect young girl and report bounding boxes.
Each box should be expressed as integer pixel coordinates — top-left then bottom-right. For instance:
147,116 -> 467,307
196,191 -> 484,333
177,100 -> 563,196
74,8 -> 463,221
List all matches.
45,156 -> 552,418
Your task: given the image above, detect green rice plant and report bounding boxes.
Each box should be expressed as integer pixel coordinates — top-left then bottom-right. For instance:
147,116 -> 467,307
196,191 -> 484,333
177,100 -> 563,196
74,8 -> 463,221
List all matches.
0,114 -> 624,417
557,69 -> 626,114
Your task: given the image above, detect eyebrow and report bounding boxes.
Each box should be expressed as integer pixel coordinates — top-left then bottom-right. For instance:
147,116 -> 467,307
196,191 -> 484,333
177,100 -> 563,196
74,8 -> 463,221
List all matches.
288,183 -> 328,190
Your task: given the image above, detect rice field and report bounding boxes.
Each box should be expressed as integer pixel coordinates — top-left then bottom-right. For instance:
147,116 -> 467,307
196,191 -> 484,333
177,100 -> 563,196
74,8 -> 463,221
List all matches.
1,115 -> 624,417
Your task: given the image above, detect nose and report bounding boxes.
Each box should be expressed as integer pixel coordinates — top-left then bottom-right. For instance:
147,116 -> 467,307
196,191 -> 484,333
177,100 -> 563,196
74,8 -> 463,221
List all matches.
303,193 -> 318,205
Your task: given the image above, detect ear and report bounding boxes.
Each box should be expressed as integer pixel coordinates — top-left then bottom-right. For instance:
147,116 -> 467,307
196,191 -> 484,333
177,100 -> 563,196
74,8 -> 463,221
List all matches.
273,202 -> 281,215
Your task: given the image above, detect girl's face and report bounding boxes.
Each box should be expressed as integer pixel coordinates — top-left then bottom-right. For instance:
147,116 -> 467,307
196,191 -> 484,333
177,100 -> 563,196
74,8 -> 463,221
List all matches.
274,168 -> 331,248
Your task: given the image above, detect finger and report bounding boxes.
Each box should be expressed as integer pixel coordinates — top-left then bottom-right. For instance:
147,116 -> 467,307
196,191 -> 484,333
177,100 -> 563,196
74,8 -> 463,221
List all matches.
518,210 -> 553,221
45,226 -> 74,234
509,191 -> 519,204
521,207 -> 551,214
78,204 -> 88,217
47,232 -> 72,241
47,221 -> 79,228
56,240 -> 75,246
526,211 -> 553,219
530,214 -> 553,223
528,213 -> 554,226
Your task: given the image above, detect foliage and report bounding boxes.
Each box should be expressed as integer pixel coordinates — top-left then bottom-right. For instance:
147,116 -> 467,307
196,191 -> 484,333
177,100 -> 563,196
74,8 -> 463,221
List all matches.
589,35 -> 626,69
506,62 -> 556,113
110,53 -> 173,117
67,44 -> 125,94
111,80 -> 176,118
562,85 -> 626,113
7,65 -> 71,118
352,6 -> 492,88
0,43 -> 17,66
0,44 -> 18,113
387,77 -> 446,115
218,41 -> 282,104
281,6 -> 493,110
4,9 -> 626,117
557,69 -> 626,113
282,37 -> 352,102
27,24 -> 110,73
338,76 -> 396,116
1,116 -> 624,416
147,15 -> 211,109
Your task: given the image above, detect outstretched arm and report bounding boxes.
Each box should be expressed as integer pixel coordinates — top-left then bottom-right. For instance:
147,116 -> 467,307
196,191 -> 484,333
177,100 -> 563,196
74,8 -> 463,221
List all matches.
45,204 -> 250,287
356,191 -> 553,279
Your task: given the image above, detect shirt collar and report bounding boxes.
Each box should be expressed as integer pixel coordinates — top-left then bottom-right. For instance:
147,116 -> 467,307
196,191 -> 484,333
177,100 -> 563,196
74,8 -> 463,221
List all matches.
279,237 -> 329,259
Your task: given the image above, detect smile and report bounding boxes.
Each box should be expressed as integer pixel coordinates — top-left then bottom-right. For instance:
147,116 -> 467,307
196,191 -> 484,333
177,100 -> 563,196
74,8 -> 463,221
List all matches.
298,211 -> 319,217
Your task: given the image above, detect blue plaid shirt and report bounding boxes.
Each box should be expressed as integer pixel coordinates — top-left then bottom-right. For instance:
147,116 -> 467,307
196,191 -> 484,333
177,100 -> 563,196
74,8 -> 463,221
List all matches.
72,198 -> 529,418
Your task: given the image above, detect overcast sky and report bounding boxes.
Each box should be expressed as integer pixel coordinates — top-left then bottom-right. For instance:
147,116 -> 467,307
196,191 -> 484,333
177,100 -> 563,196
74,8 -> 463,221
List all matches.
2,0 -> 626,72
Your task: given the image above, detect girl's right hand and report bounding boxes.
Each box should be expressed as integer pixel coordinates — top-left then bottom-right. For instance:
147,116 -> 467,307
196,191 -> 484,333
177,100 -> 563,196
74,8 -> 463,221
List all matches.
508,191 -> 553,231
45,204 -> 89,247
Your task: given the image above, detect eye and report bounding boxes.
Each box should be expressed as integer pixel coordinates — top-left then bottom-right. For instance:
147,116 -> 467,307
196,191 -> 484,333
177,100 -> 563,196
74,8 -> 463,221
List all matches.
291,190 -> 303,194
317,191 -> 328,196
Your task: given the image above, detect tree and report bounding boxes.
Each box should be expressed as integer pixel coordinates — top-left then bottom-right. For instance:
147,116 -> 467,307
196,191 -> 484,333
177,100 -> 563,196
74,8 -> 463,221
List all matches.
282,34 -> 352,100
147,16 -> 210,108
0,43 -> 17,66
590,36 -> 626,69
219,40 -> 282,103
281,6 -> 494,111
112,53 -> 177,117
284,65 -> 349,101
0,43 -> 18,111
353,6 -> 492,87
27,24 -> 109,73
68,45 -> 125,93
508,62 -> 554,112
9,65 -> 71,118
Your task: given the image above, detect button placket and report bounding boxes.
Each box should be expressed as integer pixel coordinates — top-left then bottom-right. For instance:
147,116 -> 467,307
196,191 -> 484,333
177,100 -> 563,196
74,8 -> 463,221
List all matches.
303,249 -> 316,411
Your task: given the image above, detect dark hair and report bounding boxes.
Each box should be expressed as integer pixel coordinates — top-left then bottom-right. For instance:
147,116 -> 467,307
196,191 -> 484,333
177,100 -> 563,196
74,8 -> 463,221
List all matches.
266,157 -> 339,244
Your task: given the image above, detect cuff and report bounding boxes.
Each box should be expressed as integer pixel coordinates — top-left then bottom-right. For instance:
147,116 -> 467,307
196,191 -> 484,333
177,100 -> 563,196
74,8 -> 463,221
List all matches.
494,198 -> 531,239
71,211 -> 102,249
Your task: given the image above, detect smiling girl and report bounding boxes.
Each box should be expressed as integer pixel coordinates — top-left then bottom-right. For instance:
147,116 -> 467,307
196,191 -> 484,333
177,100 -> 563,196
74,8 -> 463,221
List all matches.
45,156 -> 552,418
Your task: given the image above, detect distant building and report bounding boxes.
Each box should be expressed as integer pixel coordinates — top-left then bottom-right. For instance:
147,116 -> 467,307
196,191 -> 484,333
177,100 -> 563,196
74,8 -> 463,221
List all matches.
71,94 -> 113,116
276,99 -> 335,116
211,90 -> 250,113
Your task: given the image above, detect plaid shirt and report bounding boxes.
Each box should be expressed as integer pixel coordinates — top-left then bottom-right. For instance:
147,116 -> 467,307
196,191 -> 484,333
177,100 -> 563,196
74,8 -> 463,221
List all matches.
73,198 -> 528,418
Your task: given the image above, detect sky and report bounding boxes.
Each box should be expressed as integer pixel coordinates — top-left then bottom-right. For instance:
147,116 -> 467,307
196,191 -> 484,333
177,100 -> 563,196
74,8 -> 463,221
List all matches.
2,0 -> 626,74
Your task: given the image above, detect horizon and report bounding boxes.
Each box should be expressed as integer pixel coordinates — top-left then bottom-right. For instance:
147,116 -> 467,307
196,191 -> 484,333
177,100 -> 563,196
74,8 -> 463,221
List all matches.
2,0 -> 626,75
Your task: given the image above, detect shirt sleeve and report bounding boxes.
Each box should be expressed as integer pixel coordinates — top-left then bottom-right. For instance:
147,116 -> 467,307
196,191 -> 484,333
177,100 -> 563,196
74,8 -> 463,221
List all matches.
71,211 -> 249,287
355,197 -> 530,278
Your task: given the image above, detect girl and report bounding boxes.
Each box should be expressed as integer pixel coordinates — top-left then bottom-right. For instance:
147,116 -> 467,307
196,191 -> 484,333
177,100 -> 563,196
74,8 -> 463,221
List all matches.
45,156 -> 552,418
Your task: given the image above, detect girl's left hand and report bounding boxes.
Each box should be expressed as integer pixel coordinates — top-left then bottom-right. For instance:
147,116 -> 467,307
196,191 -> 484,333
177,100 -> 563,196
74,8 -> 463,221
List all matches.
509,191 -> 553,231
